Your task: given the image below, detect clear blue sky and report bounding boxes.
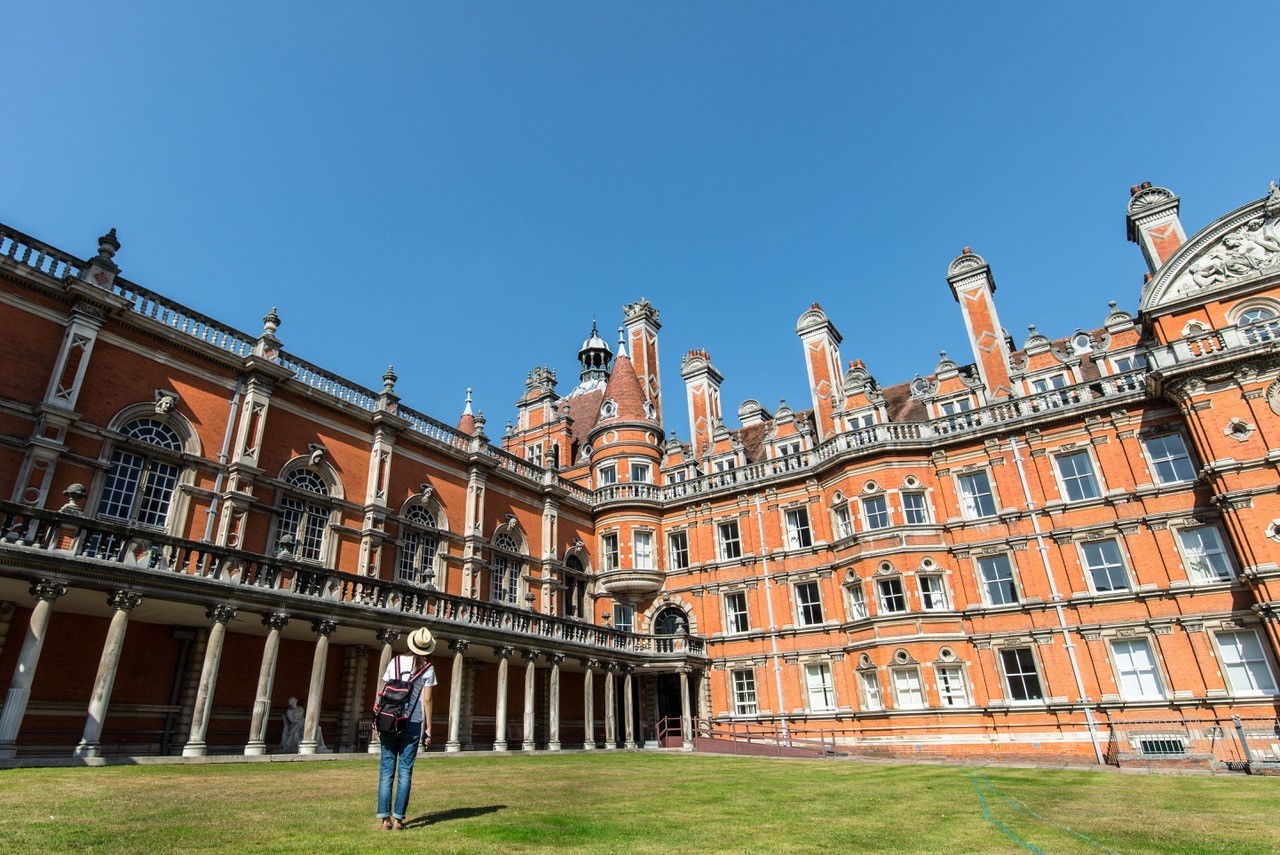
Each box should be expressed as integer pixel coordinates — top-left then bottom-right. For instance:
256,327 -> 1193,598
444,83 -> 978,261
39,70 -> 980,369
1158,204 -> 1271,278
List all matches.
5,3 -> 1276,437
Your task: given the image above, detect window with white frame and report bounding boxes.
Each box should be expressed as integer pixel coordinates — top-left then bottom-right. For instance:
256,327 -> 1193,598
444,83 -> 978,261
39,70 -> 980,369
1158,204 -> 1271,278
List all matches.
957,471 -> 997,519
397,505 -> 440,585
902,492 -> 930,525
600,533 -> 620,571
276,468 -> 331,563
1000,648 -> 1043,702
491,531 -> 521,605
1056,450 -> 1101,501
1031,374 -> 1068,393
1215,630 -> 1279,695
935,665 -> 970,707
717,519 -> 742,560
630,462 -> 652,483
526,443 -> 543,467
776,440 -> 802,458
832,503 -> 853,539
598,464 -> 617,486
713,457 -> 736,472
1111,638 -> 1164,700
668,530 -> 690,570
785,507 -> 813,549
731,669 -> 758,715
98,418 -> 184,530
849,411 -> 877,429
859,670 -> 883,711
862,495 -> 890,529
1081,539 -> 1129,592
613,604 -> 634,633
919,575 -> 949,610
1177,526 -> 1233,583
724,591 -> 750,634
668,468 -> 688,483
940,397 -> 973,416
805,663 -> 837,711
633,530 -> 654,569
877,577 -> 908,614
1143,433 -> 1195,484
795,581 -> 824,626
846,583 -> 868,620
1113,353 -> 1147,373
977,554 -> 1019,605
892,667 -> 926,709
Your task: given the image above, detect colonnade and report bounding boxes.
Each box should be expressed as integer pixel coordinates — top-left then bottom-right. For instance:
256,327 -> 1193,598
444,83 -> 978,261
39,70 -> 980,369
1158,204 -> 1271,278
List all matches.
0,580 -> 700,758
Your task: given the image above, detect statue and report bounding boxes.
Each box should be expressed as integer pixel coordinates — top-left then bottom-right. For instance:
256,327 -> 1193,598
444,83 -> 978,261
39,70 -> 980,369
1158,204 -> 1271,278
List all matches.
279,697 -> 304,752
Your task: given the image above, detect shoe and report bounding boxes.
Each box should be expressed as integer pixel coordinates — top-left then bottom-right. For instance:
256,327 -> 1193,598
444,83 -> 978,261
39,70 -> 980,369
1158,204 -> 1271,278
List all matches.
393,819 -> 406,831
381,818 -> 393,831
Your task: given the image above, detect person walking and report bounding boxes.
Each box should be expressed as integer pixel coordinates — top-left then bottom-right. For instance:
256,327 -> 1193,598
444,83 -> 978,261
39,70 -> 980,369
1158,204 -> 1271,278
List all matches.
376,627 -> 437,830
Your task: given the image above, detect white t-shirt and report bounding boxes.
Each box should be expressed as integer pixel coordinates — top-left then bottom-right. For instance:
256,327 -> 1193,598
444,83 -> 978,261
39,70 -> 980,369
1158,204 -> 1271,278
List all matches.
383,654 -> 437,724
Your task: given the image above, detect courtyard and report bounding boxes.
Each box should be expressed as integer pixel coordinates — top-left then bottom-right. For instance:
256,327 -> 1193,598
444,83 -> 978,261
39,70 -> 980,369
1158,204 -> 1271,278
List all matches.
1,753 -> 1277,854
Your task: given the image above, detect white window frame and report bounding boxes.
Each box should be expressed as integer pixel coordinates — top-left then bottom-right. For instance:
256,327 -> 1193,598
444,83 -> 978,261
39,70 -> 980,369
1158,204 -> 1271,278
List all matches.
600,532 -> 620,572
632,530 -> 654,569
862,495 -> 890,530
731,669 -> 759,716
1176,525 -> 1234,583
776,440 -> 802,458
999,647 -> 1044,703
667,530 -> 690,571
891,667 -> 926,710
918,574 -> 949,611
832,503 -> 853,539
717,519 -> 742,560
1142,433 -> 1196,485
630,461 -> 652,483
526,442 -> 543,467
1080,538 -> 1130,593
1214,630 -> 1279,696
902,491 -> 930,525
724,591 -> 750,635
876,576 -> 908,614
804,663 -> 837,712
935,664 -> 970,707
597,464 -> 618,486
1110,637 -> 1165,700
859,670 -> 883,711
846,583 -> 868,620
784,506 -> 813,549
956,471 -> 996,519
977,554 -> 1019,606
795,581 -> 824,626
1055,449 -> 1102,502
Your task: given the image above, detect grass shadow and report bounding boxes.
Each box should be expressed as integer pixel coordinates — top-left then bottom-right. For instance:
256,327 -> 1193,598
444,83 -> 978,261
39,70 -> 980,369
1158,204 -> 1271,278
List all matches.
404,804 -> 507,828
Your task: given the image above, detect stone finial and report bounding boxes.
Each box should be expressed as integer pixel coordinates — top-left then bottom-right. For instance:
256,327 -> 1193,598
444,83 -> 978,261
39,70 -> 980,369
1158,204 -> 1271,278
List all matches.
617,326 -> 628,359
262,307 -> 281,338
382,365 -> 397,393
97,228 -> 120,261
60,483 -> 87,515
474,409 -> 487,433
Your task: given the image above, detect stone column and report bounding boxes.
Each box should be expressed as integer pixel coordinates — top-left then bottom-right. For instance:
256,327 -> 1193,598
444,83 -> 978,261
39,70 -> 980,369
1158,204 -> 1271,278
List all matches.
679,668 -> 694,752
299,619 -> 337,755
581,658 -> 597,750
245,613 -> 289,756
521,649 -> 539,751
0,581 -> 67,758
182,604 -> 237,757
74,591 -> 142,758
367,628 -> 400,754
547,653 -> 563,751
446,639 -> 469,753
603,664 -> 617,749
493,646 -> 512,751
623,666 -> 636,749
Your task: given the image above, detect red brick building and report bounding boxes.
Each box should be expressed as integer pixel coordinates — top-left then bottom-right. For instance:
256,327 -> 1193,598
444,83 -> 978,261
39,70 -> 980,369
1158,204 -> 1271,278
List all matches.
0,179 -> 1277,766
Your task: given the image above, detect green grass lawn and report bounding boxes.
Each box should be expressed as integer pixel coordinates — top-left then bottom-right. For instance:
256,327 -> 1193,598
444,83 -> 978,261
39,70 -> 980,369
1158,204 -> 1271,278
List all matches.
2,753 -> 1279,854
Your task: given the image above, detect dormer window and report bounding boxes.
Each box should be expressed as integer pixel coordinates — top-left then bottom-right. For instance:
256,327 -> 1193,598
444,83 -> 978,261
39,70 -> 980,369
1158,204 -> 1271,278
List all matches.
939,397 -> 972,416
713,458 -> 736,472
776,440 -> 802,458
1030,374 -> 1068,393
1072,333 -> 1093,354
848,411 -> 876,430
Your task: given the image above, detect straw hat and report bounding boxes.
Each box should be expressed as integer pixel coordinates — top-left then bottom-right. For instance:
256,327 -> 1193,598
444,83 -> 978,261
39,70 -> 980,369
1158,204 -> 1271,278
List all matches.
406,627 -> 436,656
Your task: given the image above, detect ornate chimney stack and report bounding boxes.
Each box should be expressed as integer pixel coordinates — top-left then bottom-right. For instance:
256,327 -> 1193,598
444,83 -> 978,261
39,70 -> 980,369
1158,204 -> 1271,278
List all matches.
946,248 -> 1014,400
623,298 -> 663,426
1126,182 -> 1185,274
680,349 -> 723,460
795,303 -> 845,441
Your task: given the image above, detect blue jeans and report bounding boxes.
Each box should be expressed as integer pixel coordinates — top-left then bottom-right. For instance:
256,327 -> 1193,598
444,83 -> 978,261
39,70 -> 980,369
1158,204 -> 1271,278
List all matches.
377,721 -> 422,820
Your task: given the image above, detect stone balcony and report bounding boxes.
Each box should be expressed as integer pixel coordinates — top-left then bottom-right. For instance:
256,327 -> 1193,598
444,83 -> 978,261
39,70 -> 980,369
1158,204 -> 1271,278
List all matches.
596,566 -> 665,600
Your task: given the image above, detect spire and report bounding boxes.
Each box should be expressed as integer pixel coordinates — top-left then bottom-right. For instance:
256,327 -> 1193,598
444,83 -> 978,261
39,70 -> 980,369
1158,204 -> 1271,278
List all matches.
457,388 -> 477,435
577,319 -> 613,383
616,326 -> 628,359
599,339 -> 652,424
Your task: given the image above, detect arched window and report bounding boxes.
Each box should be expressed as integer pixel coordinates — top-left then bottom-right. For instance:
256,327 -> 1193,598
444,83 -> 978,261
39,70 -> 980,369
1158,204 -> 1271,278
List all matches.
654,606 -> 688,635
98,418 -> 184,529
1238,306 -> 1277,326
278,468 -> 331,562
564,554 -> 588,619
491,531 -> 521,605
398,505 -> 440,586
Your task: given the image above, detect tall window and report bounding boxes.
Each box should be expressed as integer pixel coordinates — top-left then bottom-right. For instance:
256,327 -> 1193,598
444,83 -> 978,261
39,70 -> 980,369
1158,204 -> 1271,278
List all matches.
1143,434 -> 1195,484
877,577 -> 907,614
1082,539 -> 1129,592
785,507 -> 813,549
832,504 -> 853,539
724,591 -> 750,634
731,669 -> 758,715
1056,451 -> 1101,501
919,575 -> 948,611
630,462 -> 652,483
491,531 -> 521,605
892,668 -> 926,709
668,530 -> 690,570
633,531 -> 654,569
600,533 -> 620,571
902,492 -> 930,525
805,663 -> 836,711
597,465 -> 617,486
1215,631 -> 1279,695
795,581 -> 824,626
1177,526 -> 1233,583
613,604 -> 634,633
846,584 -> 868,620
717,520 -> 742,560
936,665 -> 969,707
397,505 -> 439,585
957,472 -> 996,519
862,495 -> 890,530
859,670 -> 883,711
564,555 -> 588,619
277,468 -> 331,562
98,418 -> 183,529
978,555 -> 1018,605
1000,648 -> 1043,702
526,443 -> 543,467
1111,638 -> 1164,700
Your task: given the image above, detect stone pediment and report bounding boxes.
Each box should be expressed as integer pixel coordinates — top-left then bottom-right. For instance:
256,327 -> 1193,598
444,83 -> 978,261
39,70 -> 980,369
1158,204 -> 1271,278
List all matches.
1141,188 -> 1280,313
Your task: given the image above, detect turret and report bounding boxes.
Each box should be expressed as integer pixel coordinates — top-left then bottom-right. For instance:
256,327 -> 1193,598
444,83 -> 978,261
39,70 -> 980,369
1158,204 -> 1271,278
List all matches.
946,248 -> 1014,399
